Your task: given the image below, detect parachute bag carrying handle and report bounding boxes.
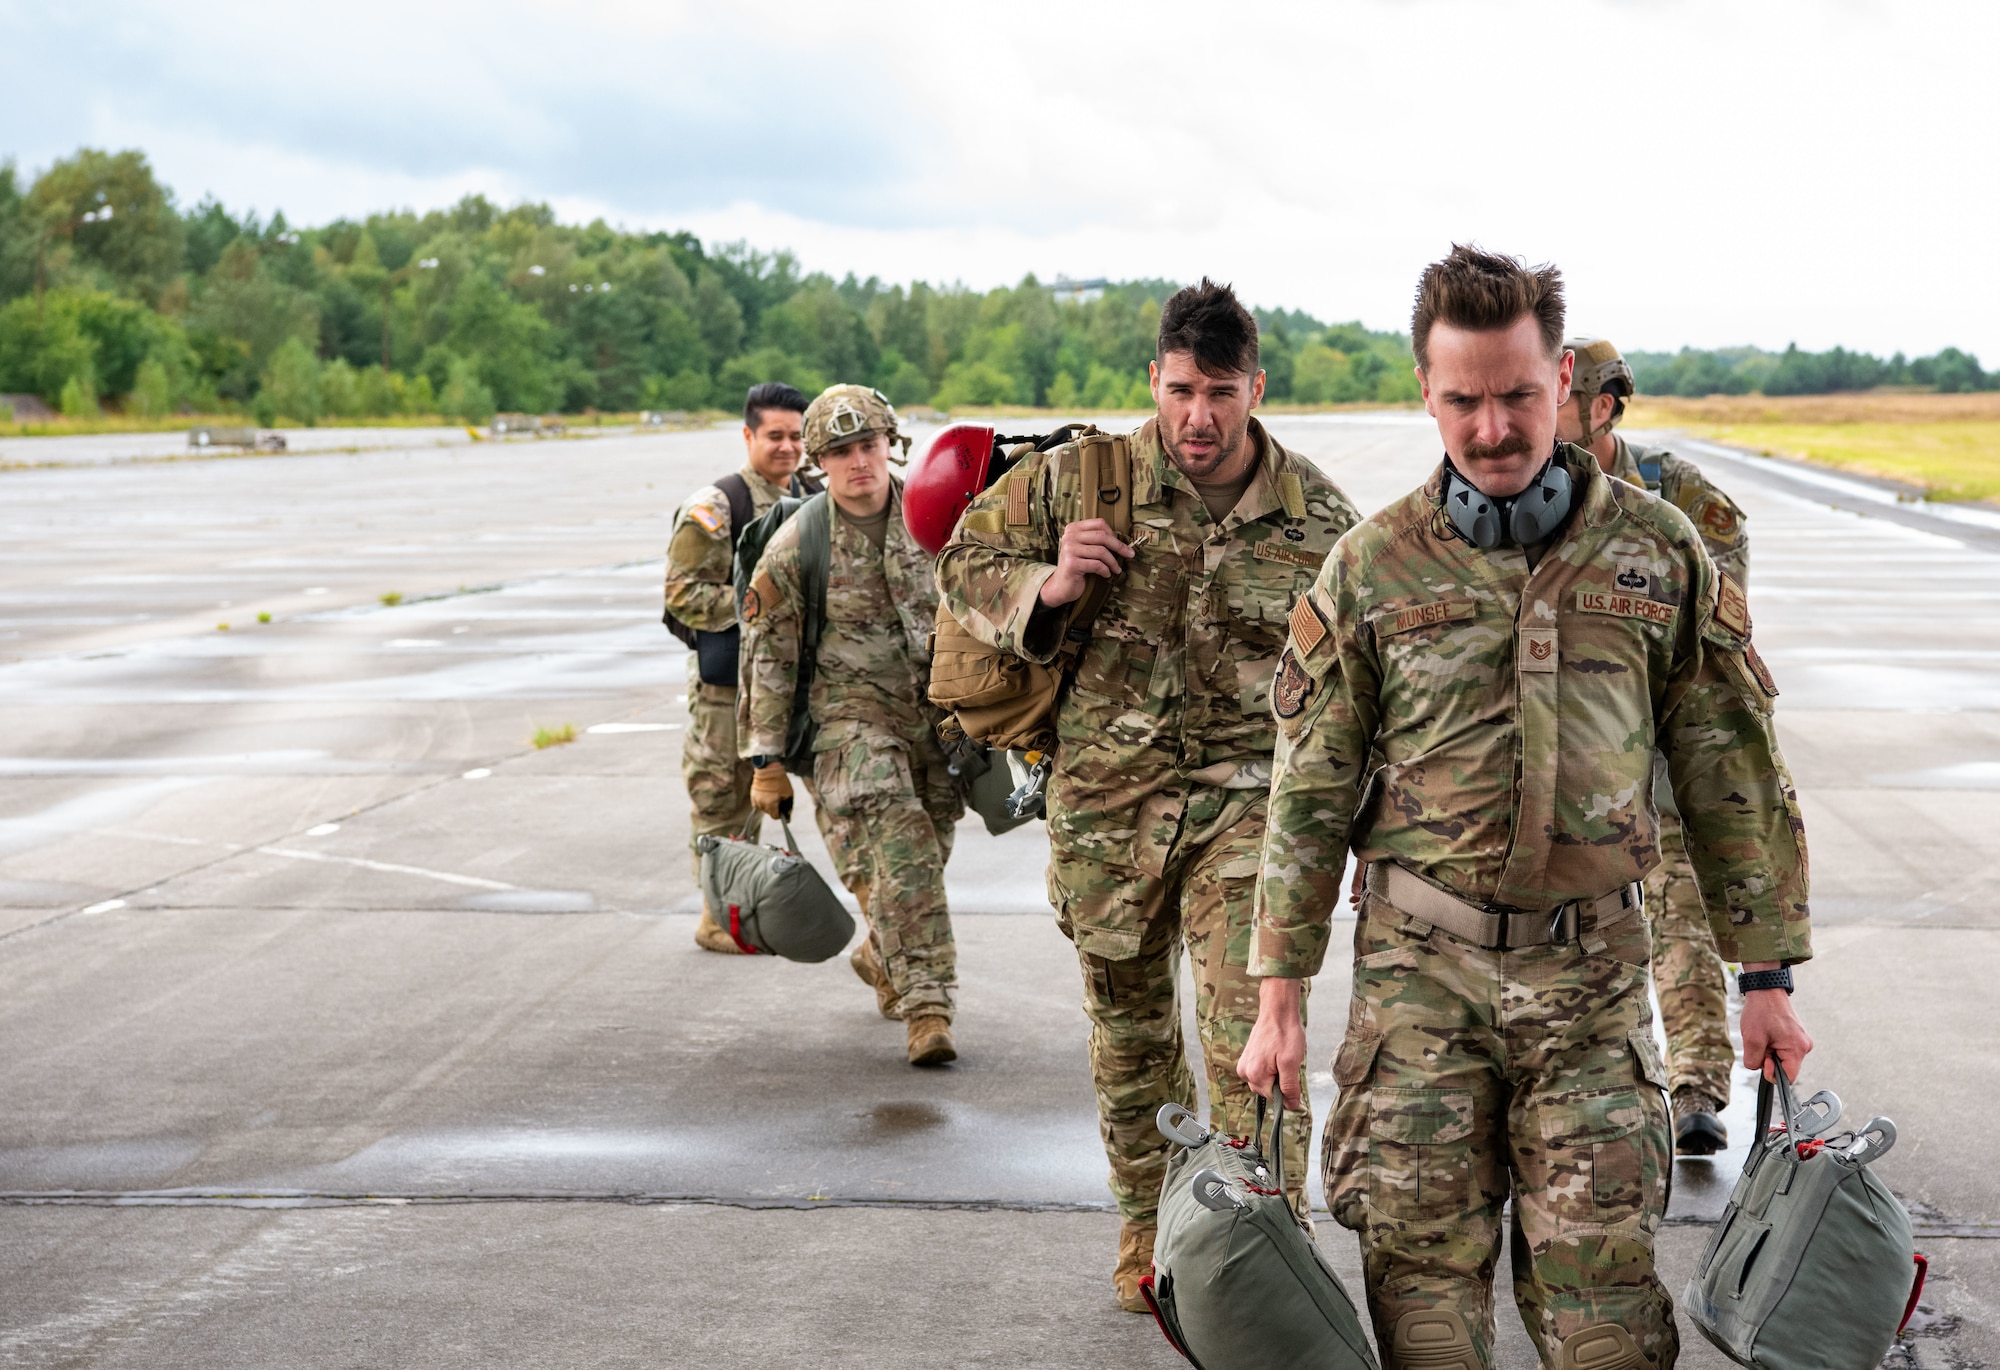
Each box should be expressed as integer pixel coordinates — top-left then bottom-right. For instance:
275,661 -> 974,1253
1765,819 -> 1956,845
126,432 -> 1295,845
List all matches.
1253,1089 -> 1288,1203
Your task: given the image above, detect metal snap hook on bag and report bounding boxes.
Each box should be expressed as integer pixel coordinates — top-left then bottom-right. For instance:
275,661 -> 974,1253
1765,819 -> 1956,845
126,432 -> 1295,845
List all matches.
1157,1102 -> 1210,1148
1845,1117 -> 1897,1162
1791,1088 -> 1844,1139
1189,1167 -> 1246,1212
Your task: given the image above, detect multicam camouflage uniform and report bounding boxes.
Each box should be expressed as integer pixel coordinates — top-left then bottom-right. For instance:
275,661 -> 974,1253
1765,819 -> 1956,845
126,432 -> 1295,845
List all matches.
663,467 -> 796,879
1609,434 -> 1749,1111
1254,444 -> 1810,1369
739,476 -> 963,1020
937,417 -> 1360,1231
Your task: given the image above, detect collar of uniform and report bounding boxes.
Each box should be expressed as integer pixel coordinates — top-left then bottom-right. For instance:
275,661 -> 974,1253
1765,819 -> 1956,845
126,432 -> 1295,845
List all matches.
741,465 -> 791,502
1135,415 -> 1287,527
1563,441 -> 1620,531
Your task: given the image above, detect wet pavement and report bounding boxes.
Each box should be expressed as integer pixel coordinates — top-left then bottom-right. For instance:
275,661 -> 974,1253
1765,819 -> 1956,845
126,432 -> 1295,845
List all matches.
1,418 -> 1995,1368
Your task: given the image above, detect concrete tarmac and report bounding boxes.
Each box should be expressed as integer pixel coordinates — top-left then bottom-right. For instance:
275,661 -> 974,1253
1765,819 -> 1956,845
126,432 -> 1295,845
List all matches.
1,417 -> 1994,1368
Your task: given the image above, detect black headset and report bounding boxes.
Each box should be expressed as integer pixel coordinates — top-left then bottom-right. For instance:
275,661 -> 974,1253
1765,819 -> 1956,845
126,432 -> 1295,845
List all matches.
1440,452 -> 1574,548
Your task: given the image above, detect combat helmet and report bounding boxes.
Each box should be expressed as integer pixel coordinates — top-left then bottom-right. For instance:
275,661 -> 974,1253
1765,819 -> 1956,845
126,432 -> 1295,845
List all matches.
802,384 -> 910,462
1565,337 -> 1636,442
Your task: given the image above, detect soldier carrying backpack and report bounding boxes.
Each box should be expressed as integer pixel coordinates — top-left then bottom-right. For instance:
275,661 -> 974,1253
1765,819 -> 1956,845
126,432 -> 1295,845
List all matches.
737,385 -> 967,1067
661,382 -> 820,955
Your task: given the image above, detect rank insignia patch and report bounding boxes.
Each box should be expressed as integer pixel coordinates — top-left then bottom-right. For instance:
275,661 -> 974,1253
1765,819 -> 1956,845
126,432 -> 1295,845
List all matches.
1520,626 -> 1559,672
1273,648 -> 1314,718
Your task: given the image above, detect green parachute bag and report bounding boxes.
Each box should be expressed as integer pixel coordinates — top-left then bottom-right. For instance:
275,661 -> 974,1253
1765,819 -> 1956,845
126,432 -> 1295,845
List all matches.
945,745 -> 1041,837
1683,1065 -> 1926,1370
696,819 -> 853,962
1144,1096 -> 1378,1370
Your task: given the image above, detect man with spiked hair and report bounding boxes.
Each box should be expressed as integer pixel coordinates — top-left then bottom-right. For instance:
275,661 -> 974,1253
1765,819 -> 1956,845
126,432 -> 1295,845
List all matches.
1240,246 -> 1813,1370
938,279 -> 1362,1312
1560,338 -> 1749,1156
738,384 -> 965,1066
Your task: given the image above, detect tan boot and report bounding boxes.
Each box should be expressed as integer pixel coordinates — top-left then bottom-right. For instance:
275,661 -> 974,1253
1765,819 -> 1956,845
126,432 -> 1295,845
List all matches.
1113,1219 -> 1155,1313
849,939 -> 901,1019
905,1013 -> 956,1066
694,907 -> 748,955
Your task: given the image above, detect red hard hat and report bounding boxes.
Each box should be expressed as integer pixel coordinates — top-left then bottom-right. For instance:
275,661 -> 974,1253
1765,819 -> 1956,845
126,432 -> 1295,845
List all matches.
903,423 -> 999,555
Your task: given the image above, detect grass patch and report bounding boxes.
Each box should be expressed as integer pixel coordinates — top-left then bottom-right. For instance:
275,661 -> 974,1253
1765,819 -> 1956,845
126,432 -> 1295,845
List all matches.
257,611 -> 272,624
532,723 -> 578,750
1629,392 -> 2000,504
379,591 -> 402,606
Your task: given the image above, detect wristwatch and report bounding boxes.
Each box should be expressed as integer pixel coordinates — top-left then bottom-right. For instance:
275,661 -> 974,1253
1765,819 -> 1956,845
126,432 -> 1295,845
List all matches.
750,755 -> 771,769
1737,967 -> 1794,995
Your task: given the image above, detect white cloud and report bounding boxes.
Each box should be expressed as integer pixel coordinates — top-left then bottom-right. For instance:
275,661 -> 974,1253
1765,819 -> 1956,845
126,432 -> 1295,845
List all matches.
5,0 -> 1996,356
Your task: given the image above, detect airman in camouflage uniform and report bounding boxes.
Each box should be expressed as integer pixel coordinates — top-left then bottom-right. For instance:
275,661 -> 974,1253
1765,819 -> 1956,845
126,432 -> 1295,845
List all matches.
938,280 -> 1361,1312
1241,249 -> 1813,1370
662,383 -> 810,954
1563,338 -> 1749,1152
738,385 -> 965,1065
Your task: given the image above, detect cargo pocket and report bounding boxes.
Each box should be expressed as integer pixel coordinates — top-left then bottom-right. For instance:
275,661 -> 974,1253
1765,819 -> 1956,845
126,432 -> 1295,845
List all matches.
1540,1088 -> 1648,1223
1628,1030 -> 1673,1224
1367,1087 -> 1475,1221
1323,1033 -> 1381,1232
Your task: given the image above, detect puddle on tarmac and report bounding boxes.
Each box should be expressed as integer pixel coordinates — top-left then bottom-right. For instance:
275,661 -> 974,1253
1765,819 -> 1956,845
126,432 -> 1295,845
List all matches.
857,1101 -> 948,1135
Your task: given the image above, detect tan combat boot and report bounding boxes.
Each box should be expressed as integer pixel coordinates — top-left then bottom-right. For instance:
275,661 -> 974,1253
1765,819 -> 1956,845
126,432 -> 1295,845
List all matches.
1112,1219 -> 1155,1313
1391,1308 -> 1478,1370
849,938 -> 901,1019
694,907 -> 747,955
905,1014 -> 956,1066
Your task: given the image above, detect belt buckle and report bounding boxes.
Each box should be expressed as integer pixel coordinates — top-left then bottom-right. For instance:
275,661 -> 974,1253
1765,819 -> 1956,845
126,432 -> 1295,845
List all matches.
1550,902 -> 1580,943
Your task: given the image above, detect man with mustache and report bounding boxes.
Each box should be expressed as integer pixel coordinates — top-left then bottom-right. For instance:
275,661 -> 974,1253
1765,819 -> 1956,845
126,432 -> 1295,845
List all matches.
1239,247 -> 1813,1370
1560,338 -> 1749,1156
937,279 -> 1361,1311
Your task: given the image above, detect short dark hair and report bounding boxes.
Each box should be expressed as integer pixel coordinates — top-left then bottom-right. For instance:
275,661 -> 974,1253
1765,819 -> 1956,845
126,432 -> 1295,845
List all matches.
1157,278 -> 1260,378
744,382 -> 808,430
1410,245 -> 1565,370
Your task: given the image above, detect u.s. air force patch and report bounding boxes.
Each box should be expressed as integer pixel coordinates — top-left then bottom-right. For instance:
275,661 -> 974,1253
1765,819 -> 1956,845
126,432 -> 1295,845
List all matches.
1272,648 -> 1313,719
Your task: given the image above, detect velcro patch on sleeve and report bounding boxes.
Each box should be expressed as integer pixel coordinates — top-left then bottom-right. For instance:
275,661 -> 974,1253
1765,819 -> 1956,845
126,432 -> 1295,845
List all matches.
1575,588 -> 1677,626
1289,593 -> 1328,655
1715,574 -> 1751,636
1370,600 -> 1475,637
1254,539 -> 1324,569
689,504 -> 723,535
1005,473 -> 1031,526
961,508 -> 1003,535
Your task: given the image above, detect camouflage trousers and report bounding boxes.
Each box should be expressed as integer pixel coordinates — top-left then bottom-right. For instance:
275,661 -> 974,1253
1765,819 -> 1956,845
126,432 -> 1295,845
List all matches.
1052,794 -> 1312,1229
1324,890 -> 1676,1370
682,661 -> 759,889
1646,811 -> 1734,1107
806,731 -> 962,1020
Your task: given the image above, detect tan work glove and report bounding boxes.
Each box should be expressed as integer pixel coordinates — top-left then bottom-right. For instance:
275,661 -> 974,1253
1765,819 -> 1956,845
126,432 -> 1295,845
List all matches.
750,761 -> 794,820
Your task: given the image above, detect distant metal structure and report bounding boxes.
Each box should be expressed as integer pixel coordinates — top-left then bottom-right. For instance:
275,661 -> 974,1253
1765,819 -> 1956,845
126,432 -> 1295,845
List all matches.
1050,277 -> 1109,305
188,426 -> 285,451
1,393 -> 57,422
492,414 -> 566,438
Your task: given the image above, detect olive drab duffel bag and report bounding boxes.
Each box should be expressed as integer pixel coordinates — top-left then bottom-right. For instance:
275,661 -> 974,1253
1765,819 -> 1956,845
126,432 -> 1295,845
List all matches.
695,820 -> 853,962
1143,1097 -> 1378,1370
1684,1065 -> 1927,1370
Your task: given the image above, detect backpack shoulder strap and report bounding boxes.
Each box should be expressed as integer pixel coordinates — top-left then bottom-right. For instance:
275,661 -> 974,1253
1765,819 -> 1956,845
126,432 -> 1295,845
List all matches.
781,493 -> 833,769
716,473 -> 754,541
1061,430 -> 1132,651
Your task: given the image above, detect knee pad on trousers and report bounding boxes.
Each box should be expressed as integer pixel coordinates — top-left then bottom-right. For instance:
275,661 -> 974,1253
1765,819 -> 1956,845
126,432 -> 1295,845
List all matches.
1559,1323 -> 1652,1370
1391,1308 -> 1478,1370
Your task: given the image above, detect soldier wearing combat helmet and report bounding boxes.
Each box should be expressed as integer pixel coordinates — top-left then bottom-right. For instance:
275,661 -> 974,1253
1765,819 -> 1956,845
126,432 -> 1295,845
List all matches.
1560,336 -> 1748,1155
938,280 -> 1362,1312
1241,246 -> 1813,1370
737,384 -> 966,1065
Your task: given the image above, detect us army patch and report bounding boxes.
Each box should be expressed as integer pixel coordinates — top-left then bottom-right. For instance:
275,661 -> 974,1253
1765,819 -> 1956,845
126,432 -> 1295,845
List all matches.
1272,648 -> 1314,719
1255,539 -> 1323,569
689,505 -> 723,535
1006,473 -> 1031,526
1576,588 -> 1677,626
1289,594 -> 1327,655
1716,574 -> 1751,636
1374,600 -> 1474,637
1520,626 -> 1559,672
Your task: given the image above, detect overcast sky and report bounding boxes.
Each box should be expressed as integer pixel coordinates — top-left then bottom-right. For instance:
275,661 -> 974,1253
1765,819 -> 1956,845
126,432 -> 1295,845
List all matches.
7,0 -> 1996,358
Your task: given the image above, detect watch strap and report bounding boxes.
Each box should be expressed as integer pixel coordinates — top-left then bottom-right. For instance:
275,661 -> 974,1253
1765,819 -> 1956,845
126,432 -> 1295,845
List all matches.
1738,967 -> 1794,995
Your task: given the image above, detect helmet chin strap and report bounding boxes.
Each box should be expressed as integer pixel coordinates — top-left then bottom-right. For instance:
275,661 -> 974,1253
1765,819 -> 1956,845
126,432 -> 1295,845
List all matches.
1576,393 -> 1617,446
1441,450 -> 1575,549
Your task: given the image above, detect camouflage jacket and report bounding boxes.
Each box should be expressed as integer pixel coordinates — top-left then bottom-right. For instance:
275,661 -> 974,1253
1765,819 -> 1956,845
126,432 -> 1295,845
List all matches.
1610,434 -> 1749,585
738,478 -> 945,758
1253,443 -> 1810,978
662,465 -> 792,635
937,418 -> 1361,951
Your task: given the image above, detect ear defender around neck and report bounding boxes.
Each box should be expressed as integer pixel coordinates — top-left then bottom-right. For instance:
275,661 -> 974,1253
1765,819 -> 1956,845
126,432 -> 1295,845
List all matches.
1442,454 -> 1574,549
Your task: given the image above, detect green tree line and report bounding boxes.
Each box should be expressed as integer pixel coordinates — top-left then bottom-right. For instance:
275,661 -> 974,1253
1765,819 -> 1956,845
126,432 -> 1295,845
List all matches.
0,147 -> 1419,426
1627,343 -> 1994,398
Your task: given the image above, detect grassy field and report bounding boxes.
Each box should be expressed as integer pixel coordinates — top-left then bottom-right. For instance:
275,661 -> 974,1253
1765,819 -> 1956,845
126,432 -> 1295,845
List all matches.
1628,391 -> 2000,504
0,409 -> 732,441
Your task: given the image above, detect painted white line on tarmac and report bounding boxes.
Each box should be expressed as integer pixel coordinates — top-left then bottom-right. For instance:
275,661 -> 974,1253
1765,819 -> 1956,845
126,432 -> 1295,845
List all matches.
585,722 -> 679,733
258,847 -> 515,891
